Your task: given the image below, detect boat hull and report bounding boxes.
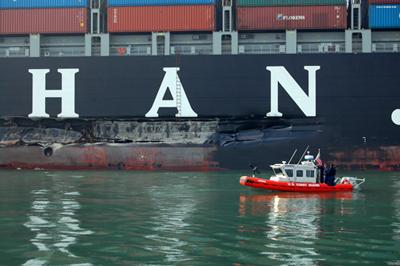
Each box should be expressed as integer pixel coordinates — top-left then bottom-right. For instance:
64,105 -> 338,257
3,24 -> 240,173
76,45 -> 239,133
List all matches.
239,176 -> 354,192
0,53 -> 400,170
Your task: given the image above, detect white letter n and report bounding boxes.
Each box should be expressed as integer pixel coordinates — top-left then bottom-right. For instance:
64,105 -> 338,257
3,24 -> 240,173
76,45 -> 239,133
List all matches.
267,66 -> 320,117
28,69 -> 79,118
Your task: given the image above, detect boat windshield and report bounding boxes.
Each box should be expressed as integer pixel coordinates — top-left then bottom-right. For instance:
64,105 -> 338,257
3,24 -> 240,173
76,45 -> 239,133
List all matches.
285,169 -> 293,177
273,167 -> 285,176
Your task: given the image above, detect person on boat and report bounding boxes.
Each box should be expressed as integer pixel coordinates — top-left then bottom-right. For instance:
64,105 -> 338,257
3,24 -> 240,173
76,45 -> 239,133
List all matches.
327,164 -> 336,186
323,164 -> 329,184
318,164 -> 325,183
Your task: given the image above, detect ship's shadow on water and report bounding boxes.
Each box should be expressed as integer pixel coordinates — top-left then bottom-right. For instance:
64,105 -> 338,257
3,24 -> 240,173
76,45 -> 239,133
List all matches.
0,170 -> 399,265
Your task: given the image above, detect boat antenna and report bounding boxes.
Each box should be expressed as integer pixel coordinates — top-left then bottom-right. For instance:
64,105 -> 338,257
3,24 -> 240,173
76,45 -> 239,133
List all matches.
287,149 -> 297,164
297,145 -> 310,164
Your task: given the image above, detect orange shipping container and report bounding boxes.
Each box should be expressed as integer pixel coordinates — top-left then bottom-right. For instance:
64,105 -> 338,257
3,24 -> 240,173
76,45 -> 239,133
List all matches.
0,8 -> 87,34
0,8 -> 87,35
108,5 -> 215,32
236,5 -> 347,30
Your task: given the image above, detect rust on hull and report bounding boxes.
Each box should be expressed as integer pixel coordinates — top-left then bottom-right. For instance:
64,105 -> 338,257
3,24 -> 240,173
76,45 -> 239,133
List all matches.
1,143 -> 400,171
328,146 -> 400,171
0,145 -> 222,171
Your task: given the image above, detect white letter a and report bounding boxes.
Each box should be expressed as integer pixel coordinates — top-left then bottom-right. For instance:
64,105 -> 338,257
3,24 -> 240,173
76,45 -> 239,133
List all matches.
145,67 -> 198,118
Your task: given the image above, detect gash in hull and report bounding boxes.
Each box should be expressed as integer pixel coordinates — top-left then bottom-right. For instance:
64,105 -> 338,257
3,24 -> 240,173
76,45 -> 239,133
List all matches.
0,53 -> 399,170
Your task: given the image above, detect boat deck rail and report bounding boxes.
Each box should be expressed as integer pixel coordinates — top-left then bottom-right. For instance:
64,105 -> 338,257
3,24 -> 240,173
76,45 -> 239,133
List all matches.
335,176 -> 366,189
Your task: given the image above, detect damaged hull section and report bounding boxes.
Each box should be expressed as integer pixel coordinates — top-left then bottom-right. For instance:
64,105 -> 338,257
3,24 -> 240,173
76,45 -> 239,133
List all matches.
1,119 -> 400,171
0,144 -> 221,171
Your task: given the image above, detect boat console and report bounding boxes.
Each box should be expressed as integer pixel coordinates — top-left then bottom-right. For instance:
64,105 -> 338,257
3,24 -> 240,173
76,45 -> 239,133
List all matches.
270,154 -> 318,184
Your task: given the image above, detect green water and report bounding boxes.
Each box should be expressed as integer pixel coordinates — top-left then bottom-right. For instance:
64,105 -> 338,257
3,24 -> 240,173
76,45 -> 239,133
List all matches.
0,170 -> 399,266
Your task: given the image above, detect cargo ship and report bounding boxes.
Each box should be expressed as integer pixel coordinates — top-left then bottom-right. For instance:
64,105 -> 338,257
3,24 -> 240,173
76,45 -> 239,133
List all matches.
0,0 -> 399,171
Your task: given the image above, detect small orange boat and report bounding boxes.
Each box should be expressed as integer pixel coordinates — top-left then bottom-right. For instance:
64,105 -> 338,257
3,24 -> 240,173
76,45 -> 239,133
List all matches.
240,175 -> 356,192
240,148 -> 365,192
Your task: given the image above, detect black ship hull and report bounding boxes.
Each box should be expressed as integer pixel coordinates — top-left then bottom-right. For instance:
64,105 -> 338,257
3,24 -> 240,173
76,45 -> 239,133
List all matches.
1,53 -> 399,170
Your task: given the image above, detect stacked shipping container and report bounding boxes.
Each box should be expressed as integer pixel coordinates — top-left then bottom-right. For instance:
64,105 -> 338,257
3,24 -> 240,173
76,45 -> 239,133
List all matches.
0,0 -> 87,34
236,0 -> 346,6
107,0 -> 216,32
369,0 -> 400,28
108,0 -> 215,6
0,0 -> 87,9
4,0 -> 397,36
236,0 -> 347,30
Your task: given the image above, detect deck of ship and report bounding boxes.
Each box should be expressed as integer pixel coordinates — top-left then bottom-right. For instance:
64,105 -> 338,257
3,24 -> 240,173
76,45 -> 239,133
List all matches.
1,29 -> 399,58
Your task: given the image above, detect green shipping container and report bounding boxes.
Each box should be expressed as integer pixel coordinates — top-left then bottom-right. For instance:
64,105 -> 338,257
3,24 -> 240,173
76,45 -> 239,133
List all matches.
236,0 -> 346,6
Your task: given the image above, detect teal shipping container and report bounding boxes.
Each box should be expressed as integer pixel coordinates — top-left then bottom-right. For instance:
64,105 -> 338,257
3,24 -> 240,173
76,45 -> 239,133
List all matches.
236,0 -> 346,6
0,0 -> 87,9
369,5 -> 400,28
108,0 -> 215,6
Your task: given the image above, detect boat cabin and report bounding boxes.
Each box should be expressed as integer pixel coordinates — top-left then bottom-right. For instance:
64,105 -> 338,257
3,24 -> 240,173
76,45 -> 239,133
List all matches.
270,155 -> 318,183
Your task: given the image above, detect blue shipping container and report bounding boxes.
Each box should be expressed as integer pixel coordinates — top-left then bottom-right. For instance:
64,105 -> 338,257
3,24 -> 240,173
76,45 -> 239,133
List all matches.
369,5 -> 400,28
108,0 -> 215,6
0,0 -> 87,9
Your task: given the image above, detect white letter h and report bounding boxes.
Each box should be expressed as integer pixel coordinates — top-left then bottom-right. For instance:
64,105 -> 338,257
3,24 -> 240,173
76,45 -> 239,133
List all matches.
28,69 -> 79,118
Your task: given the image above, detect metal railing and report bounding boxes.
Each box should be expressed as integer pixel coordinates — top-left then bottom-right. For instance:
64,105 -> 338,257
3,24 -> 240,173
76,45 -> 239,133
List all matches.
40,47 -> 85,57
0,47 -> 29,57
372,42 -> 399,53
171,45 -> 212,55
1,42 -> 400,58
110,45 -> 151,56
239,44 -> 282,54
298,43 -> 345,53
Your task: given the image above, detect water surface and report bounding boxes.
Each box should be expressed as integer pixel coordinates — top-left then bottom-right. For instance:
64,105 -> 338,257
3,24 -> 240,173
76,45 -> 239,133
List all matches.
0,170 -> 399,265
